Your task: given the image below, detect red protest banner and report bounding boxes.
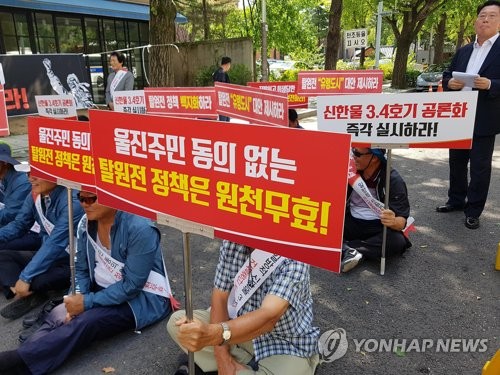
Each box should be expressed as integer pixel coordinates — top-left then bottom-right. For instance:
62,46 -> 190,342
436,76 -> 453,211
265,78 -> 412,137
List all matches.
215,82 -> 288,127
145,87 -> 218,119
28,117 -> 96,192
88,109 -> 350,272
0,85 -> 9,136
247,81 -> 308,108
297,70 -> 383,95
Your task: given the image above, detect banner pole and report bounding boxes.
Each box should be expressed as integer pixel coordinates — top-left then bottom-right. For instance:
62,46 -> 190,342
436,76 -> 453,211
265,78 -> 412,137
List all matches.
380,149 -> 392,275
182,232 -> 195,374
67,187 -> 76,295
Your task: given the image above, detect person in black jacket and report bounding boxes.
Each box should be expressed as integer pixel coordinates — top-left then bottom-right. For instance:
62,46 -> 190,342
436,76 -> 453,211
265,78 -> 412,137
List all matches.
213,56 -> 232,122
436,1 -> 500,230
341,148 -> 411,272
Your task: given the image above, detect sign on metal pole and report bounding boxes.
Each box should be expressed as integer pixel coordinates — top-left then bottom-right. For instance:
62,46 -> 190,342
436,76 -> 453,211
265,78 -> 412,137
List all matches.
344,28 -> 368,49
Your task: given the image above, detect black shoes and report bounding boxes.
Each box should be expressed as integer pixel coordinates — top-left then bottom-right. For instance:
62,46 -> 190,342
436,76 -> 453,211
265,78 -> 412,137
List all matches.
19,298 -> 63,343
0,293 -> 48,320
436,204 -> 464,213
465,216 -> 480,230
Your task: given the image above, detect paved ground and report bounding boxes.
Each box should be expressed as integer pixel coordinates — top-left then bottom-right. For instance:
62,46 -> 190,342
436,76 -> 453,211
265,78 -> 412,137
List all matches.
0,115 -> 499,375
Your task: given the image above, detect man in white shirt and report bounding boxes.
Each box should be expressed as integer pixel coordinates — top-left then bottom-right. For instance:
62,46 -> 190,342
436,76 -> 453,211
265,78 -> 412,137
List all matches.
437,1 -> 500,230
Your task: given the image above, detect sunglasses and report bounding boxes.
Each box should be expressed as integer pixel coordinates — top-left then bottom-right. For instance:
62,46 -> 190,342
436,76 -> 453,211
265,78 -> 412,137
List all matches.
352,149 -> 372,158
77,193 -> 98,205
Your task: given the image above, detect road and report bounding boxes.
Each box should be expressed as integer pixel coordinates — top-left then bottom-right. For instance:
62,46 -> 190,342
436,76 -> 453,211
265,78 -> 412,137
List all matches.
0,125 -> 499,375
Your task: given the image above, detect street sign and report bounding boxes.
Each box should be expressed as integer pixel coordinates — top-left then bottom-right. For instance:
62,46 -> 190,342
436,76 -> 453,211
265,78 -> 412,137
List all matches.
345,28 -> 368,48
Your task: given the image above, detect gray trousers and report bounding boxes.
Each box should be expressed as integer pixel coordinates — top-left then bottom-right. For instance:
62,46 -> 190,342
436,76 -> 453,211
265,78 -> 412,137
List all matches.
167,309 -> 319,374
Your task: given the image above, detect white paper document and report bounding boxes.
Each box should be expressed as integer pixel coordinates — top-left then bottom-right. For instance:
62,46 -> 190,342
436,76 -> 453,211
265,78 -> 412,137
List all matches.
452,71 -> 479,88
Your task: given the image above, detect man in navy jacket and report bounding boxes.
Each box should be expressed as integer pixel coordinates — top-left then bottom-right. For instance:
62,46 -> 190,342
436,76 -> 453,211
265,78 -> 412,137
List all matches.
437,0 -> 500,229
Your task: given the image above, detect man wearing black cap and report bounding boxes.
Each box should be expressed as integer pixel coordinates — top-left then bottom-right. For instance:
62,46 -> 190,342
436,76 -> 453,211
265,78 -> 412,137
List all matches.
0,142 -> 41,251
341,147 -> 411,272
213,56 -> 232,122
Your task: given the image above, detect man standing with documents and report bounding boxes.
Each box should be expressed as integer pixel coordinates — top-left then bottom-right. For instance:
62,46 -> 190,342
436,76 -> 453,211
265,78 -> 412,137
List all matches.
438,0 -> 500,230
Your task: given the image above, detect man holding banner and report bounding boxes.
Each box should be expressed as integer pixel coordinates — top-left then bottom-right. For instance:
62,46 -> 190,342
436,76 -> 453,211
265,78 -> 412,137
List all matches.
342,148 -> 411,271
168,240 -> 320,375
0,191 -> 173,374
0,171 -> 83,320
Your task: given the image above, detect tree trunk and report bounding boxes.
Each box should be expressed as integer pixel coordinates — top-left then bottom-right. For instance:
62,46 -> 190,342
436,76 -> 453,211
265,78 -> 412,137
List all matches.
149,0 -> 176,87
325,0 -> 342,70
202,0 -> 210,40
391,35 -> 413,89
433,13 -> 446,64
455,18 -> 466,51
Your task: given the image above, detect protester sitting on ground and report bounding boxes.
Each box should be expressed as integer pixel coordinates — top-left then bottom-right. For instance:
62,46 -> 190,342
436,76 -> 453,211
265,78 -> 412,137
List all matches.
341,148 -> 412,272
167,240 -> 320,375
0,167 -> 83,320
0,143 -> 41,251
0,191 -> 173,374
288,108 -> 304,129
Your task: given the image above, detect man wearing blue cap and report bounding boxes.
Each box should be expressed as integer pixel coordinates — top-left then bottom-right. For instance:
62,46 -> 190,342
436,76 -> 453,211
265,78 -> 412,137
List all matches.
0,142 -> 41,251
341,147 -> 411,272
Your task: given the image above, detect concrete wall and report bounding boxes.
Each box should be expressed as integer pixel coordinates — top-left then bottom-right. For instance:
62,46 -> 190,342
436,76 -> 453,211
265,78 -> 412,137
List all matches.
172,37 -> 254,87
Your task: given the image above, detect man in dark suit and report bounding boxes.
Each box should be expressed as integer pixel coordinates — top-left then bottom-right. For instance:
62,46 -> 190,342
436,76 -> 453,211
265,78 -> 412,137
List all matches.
437,0 -> 500,229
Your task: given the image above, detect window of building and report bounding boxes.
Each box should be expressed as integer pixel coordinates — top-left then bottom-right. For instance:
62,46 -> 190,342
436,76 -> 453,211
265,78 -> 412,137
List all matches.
56,16 -> 84,53
35,13 -> 56,53
13,13 -> 31,54
0,12 -> 18,54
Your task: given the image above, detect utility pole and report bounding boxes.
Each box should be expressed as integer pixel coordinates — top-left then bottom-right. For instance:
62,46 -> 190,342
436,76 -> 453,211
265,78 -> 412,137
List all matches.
261,0 -> 268,81
374,1 -> 383,68
374,1 -> 391,69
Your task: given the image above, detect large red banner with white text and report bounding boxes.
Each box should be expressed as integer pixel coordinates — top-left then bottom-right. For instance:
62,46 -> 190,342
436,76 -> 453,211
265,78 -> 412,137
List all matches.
215,82 -> 288,126
0,84 -> 9,136
297,70 -> 383,95
145,87 -> 218,119
88,110 -> 350,272
247,81 -> 308,109
28,117 -> 96,192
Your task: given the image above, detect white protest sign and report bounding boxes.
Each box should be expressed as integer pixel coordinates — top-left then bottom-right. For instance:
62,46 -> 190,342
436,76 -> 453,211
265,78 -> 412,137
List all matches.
35,95 -> 77,118
113,90 -> 146,114
345,28 -> 368,48
317,91 -> 478,148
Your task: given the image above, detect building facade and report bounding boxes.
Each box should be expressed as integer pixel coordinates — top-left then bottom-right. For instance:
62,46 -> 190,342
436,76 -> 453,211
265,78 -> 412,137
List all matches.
0,0 -> 173,103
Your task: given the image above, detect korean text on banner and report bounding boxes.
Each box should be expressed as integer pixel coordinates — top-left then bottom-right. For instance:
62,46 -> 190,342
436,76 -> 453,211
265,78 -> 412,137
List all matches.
35,95 -> 77,119
297,70 -> 383,96
88,109 -> 351,272
317,91 -> 478,148
247,81 -> 308,109
28,116 -> 96,192
113,90 -> 146,114
0,84 -> 9,136
215,82 -> 288,127
145,87 -> 217,119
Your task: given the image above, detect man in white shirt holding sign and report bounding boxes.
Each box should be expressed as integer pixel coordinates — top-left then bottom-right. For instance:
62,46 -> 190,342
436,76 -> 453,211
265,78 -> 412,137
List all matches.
105,51 -> 134,111
167,240 -> 320,375
438,0 -> 500,230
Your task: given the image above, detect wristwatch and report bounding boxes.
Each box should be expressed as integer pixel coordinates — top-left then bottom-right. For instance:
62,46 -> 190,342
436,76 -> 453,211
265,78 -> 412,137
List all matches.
219,322 -> 231,345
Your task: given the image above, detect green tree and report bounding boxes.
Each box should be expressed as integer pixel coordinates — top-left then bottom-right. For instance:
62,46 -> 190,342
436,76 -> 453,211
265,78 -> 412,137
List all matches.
175,0 -> 238,40
385,0 -> 446,89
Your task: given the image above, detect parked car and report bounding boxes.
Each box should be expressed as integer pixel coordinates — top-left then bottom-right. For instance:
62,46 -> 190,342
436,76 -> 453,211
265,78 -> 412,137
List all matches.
415,63 -> 448,91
